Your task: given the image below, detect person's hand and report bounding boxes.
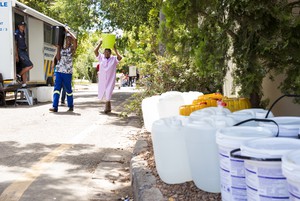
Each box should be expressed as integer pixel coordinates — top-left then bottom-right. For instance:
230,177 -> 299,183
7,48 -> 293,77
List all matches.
99,38 -> 103,44
15,55 -> 19,63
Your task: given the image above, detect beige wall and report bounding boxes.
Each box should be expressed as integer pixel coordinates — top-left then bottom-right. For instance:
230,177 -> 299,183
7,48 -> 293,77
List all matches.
262,73 -> 300,116
223,68 -> 300,116
222,0 -> 300,116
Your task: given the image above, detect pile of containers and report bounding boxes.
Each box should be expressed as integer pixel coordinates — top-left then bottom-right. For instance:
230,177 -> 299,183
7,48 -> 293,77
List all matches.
143,91 -> 300,201
151,102 -> 274,193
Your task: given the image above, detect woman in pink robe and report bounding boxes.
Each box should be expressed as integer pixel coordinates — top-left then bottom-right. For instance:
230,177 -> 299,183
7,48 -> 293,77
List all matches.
94,39 -> 122,113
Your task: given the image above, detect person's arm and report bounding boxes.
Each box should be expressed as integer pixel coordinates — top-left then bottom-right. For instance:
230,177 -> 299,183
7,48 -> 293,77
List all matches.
66,29 -> 77,55
15,41 -> 19,62
113,44 -> 122,61
14,32 -> 19,62
71,38 -> 77,56
51,57 -> 57,72
94,39 -> 102,57
56,45 -> 61,61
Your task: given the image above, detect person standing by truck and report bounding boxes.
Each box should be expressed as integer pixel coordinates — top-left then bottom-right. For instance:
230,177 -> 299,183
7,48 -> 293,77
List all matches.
51,57 -> 66,105
49,30 -> 77,112
15,21 -> 33,88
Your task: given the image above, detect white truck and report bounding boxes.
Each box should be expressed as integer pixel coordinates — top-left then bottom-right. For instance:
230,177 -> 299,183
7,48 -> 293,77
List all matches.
0,0 -> 70,86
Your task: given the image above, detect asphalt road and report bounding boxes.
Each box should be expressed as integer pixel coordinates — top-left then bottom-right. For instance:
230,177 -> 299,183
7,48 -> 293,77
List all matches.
0,84 -> 141,201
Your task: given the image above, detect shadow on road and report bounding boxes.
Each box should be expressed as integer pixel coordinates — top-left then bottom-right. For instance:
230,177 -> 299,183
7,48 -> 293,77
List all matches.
0,141 -> 133,200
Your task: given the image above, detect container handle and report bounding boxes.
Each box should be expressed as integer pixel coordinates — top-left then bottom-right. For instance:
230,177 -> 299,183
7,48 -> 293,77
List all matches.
265,94 -> 300,118
230,148 -> 282,161
233,118 -> 280,137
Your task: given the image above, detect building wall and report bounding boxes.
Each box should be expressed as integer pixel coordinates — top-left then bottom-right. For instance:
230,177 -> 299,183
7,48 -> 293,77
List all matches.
262,73 -> 300,116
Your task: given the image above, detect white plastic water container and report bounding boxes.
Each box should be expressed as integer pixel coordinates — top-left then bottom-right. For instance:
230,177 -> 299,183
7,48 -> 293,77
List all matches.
282,149 -> 300,201
240,138 -> 300,201
233,108 -> 274,119
158,92 -> 185,118
231,108 -> 274,127
181,91 -> 203,104
151,116 -> 192,184
189,106 -> 231,121
216,127 -> 274,201
36,86 -> 53,102
228,112 -> 255,126
142,95 -> 160,132
184,114 -> 236,193
259,117 -> 300,138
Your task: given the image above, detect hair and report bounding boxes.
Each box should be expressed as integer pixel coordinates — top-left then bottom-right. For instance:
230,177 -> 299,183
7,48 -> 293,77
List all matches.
104,48 -> 112,54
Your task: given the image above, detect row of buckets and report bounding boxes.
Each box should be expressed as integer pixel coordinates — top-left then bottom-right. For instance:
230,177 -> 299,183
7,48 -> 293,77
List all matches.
142,92 -> 300,201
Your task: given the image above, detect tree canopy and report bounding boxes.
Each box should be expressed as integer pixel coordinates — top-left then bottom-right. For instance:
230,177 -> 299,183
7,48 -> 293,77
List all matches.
19,0 -> 300,108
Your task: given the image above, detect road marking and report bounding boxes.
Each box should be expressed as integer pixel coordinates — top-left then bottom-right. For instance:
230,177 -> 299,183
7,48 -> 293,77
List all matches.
0,124 -> 99,201
0,144 -> 72,201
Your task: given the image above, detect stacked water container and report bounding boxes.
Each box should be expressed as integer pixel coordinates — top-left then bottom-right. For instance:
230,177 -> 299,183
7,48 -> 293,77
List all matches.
183,107 -> 236,192
150,95 -> 273,192
142,91 -> 203,132
146,91 -> 300,201
151,102 -> 254,192
151,116 -> 192,184
259,116 -> 300,138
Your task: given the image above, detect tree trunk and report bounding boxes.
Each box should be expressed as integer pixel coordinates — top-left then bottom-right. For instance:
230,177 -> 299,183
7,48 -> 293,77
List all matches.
250,91 -> 260,108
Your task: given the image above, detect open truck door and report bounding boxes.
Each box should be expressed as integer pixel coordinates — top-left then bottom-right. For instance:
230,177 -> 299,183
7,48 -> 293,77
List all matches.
0,0 -> 75,86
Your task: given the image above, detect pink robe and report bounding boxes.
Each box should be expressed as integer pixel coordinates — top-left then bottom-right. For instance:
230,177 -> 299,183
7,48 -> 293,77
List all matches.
97,54 -> 119,100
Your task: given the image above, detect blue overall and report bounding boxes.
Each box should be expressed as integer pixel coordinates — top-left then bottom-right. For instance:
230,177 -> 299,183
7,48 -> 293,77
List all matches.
52,72 -> 73,109
52,47 -> 74,110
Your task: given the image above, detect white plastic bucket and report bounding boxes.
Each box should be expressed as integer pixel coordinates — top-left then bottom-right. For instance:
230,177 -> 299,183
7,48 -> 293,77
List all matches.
236,138 -> 300,201
151,116 -> 192,184
37,86 -> 53,102
259,117 -> 300,138
233,108 -> 274,119
282,149 -> 300,201
228,113 -> 255,126
216,127 -> 274,201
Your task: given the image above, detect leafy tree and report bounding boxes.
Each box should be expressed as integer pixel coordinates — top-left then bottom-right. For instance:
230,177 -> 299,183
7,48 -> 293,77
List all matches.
161,0 -> 300,107
19,0 -> 102,33
73,31 -> 101,82
161,0 -> 230,93
98,0 -> 161,33
20,0 -> 300,110
223,0 -> 300,106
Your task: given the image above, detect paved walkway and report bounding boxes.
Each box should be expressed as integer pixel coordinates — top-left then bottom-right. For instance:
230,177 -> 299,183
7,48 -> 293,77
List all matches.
0,84 -> 142,201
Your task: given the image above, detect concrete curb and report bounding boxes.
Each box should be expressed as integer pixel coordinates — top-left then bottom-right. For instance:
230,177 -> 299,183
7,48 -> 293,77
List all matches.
130,136 -> 164,201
